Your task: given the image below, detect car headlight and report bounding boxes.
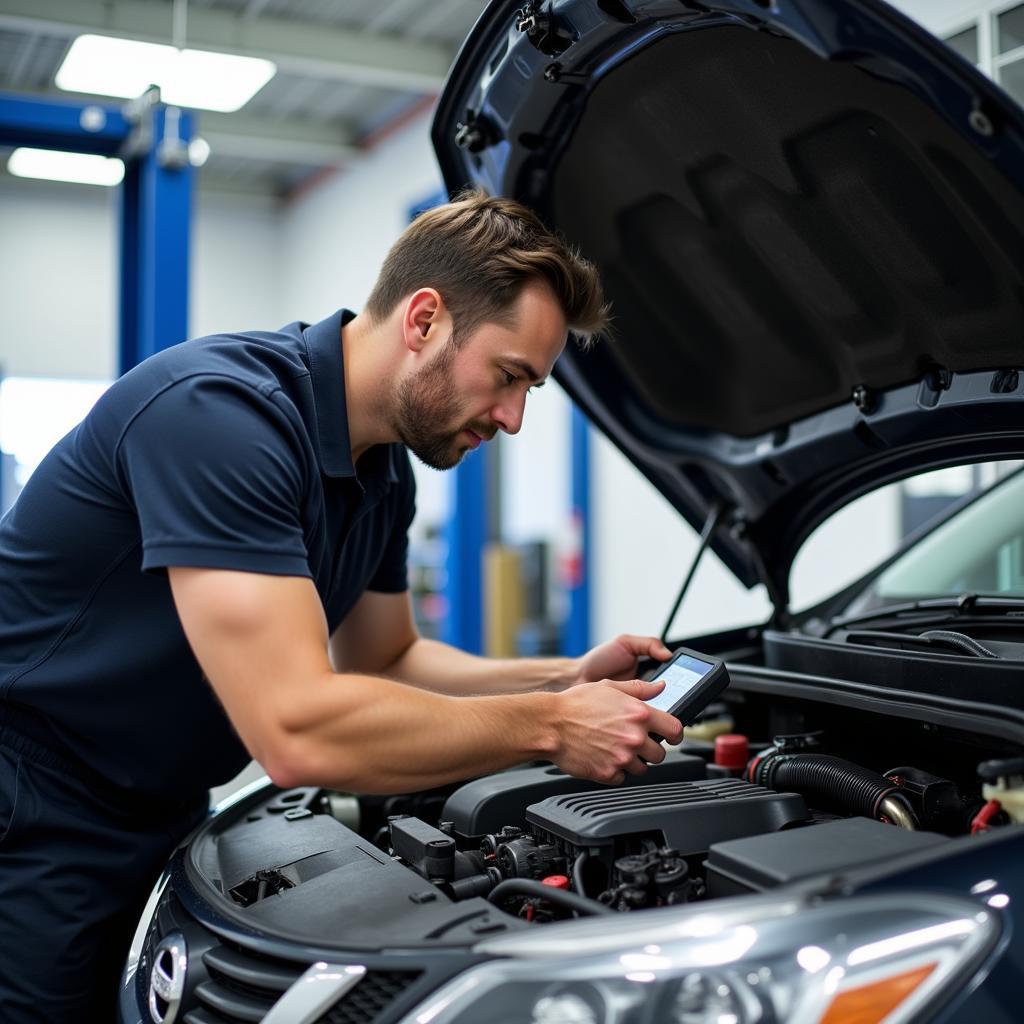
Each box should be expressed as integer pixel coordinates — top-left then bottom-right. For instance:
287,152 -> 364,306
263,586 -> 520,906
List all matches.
399,893 -> 997,1024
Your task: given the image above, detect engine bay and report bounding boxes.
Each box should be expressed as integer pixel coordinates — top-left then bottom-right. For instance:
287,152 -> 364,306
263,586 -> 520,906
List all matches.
189,695 -> 1024,945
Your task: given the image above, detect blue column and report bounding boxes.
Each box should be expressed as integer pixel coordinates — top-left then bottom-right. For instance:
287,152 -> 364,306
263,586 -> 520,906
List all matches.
119,105 -> 194,371
562,404 -> 591,655
443,447 -> 489,654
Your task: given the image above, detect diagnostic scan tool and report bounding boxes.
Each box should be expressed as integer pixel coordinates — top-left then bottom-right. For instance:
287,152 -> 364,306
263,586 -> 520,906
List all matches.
646,646 -> 730,729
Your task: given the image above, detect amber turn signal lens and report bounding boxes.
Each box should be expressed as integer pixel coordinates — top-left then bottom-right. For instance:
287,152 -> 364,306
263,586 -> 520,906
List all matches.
820,962 -> 937,1024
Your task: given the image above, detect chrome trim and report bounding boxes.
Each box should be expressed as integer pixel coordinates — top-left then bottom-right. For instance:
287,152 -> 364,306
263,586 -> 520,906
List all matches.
148,932 -> 187,1024
262,963 -> 367,1024
124,873 -> 170,978
209,773 -> 273,815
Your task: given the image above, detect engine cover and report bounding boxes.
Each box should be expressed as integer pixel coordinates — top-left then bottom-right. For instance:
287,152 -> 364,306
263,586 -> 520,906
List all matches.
526,778 -> 809,856
443,753 -> 708,837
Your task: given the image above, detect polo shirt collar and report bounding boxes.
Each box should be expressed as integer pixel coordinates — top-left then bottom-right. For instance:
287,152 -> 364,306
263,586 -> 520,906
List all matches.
302,308 -> 399,485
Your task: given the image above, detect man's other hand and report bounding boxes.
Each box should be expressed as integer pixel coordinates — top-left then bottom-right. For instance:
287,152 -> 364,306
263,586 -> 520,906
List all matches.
574,634 -> 672,685
549,678 -> 684,786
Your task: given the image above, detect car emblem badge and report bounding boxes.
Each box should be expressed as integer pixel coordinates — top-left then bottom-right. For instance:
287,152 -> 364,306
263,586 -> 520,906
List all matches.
148,932 -> 187,1024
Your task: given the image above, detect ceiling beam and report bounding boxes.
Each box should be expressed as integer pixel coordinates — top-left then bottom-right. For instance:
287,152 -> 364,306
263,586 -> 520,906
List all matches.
0,163 -> 281,199
0,0 -> 453,92
198,112 -> 359,166
2,90 -> 362,168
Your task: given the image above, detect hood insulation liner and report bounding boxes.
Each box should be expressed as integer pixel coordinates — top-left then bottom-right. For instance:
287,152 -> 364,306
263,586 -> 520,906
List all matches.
551,25 -> 1024,438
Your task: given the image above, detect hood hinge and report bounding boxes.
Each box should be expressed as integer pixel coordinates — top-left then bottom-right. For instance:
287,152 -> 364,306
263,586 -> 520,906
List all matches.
515,1 -> 574,56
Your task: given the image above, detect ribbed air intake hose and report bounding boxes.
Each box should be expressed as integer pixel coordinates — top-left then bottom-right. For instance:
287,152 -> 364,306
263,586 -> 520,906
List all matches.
747,752 -> 918,828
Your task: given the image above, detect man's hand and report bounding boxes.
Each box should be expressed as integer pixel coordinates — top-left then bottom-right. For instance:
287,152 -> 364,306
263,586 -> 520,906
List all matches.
574,634 -> 673,685
549,678 -> 684,785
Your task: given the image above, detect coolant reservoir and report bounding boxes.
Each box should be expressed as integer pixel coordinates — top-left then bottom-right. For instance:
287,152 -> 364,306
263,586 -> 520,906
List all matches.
685,716 -> 734,742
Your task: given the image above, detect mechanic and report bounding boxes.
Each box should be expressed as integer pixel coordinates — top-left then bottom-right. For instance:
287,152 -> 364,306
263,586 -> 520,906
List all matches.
0,190 -> 683,1021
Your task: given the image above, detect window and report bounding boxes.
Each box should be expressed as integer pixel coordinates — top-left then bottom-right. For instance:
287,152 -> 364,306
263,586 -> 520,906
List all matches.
945,25 -> 980,64
998,3 -> 1024,53
997,2 -> 1024,103
931,2 -> 1024,107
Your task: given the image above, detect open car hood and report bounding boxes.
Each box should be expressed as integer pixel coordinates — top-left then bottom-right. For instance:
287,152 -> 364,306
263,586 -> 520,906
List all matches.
431,0 -> 1024,612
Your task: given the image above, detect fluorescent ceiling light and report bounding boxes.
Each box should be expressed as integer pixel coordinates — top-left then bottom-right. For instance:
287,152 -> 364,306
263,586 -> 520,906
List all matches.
8,147 -> 125,186
56,34 -> 276,113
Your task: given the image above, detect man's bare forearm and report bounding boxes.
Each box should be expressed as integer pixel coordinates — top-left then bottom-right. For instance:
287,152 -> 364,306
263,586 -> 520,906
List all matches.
269,669 -> 679,796
383,636 -> 579,696
271,670 -> 562,793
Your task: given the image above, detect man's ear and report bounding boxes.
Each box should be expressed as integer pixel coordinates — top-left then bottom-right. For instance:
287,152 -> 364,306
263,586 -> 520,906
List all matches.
402,288 -> 444,353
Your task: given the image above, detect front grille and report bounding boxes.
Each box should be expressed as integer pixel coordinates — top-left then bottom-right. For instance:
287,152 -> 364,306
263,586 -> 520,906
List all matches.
315,970 -> 422,1024
140,889 -> 430,1024
184,941 -> 304,1024
181,949 -> 421,1024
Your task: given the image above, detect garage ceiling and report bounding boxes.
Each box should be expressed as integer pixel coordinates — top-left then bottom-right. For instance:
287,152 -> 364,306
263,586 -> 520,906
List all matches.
0,0 -> 484,198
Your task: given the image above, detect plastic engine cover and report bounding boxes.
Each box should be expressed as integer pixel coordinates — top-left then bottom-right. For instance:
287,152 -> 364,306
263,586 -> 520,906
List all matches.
444,753 -> 708,837
526,778 -> 809,856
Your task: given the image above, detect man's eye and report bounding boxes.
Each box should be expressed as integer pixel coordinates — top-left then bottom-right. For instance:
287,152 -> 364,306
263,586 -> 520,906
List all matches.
501,369 -> 517,385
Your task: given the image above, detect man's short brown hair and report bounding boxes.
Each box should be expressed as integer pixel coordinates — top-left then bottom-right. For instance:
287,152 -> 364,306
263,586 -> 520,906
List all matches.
365,189 -> 609,348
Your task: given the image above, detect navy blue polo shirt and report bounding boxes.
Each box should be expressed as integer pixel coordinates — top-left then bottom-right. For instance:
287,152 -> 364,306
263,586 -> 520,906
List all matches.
0,310 -> 415,803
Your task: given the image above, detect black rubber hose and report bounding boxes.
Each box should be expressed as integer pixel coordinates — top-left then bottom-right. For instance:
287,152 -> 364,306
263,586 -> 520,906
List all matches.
572,852 -> 588,898
487,878 -> 615,917
751,753 -> 912,822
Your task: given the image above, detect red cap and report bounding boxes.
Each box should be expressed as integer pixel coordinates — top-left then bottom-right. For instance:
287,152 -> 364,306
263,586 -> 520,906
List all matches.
715,734 -> 750,771
542,874 -> 570,890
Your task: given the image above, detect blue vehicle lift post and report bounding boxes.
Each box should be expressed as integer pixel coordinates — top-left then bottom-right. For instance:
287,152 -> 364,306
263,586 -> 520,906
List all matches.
0,89 -> 194,375
443,447 -> 490,654
562,404 -> 592,655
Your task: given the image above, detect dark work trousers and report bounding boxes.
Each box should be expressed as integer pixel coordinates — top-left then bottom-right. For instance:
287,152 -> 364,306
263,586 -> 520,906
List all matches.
0,722 -> 207,1023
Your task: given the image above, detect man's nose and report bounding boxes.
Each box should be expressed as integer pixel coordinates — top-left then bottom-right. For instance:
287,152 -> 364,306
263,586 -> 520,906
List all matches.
492,391 -> 526,436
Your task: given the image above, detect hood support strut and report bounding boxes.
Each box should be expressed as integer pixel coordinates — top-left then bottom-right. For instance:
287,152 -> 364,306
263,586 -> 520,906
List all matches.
660,499 -> 794,643
660,501 -> 726,644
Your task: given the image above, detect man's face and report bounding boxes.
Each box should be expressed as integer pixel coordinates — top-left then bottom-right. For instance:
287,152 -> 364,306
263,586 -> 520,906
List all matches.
394,282 -> 568,470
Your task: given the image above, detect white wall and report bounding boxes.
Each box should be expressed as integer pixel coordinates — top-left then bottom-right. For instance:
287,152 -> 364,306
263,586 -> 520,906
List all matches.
0,177 -> 119,379
280,119 -> 443,323
591,432 -> 773,640
500,380 -> 572,546
191,191 -> 285,338
0,176 -> 283,381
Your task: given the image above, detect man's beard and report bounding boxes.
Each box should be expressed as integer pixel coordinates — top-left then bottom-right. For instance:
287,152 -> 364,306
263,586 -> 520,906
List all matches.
394,343 -> 489,470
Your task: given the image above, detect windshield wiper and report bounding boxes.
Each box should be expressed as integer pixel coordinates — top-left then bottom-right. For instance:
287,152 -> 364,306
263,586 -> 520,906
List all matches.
826,592 -> 1024,636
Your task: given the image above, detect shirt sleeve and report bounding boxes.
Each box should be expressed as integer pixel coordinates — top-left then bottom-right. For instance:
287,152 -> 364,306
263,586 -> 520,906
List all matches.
366,447 -> 416,593
117,375 -> 312,577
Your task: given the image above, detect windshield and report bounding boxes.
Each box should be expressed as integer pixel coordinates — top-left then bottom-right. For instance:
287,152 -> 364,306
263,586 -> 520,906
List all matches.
842,469 -> 1024,615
